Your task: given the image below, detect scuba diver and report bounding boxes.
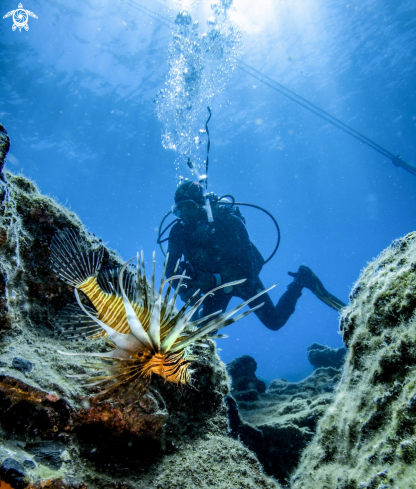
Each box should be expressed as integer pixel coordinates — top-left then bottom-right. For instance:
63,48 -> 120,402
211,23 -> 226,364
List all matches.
165,179 -> 346,331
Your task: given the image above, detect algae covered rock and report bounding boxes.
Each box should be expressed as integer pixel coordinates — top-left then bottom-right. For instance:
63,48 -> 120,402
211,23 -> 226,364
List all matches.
0,161 -> 280,487
292,232 -> 416,489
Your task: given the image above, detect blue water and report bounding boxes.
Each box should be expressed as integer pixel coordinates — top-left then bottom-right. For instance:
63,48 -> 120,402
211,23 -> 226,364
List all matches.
1,0 -> 415,383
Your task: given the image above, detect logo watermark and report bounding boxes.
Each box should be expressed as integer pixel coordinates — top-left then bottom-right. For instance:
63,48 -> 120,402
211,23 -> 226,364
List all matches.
3,3 -> 38,31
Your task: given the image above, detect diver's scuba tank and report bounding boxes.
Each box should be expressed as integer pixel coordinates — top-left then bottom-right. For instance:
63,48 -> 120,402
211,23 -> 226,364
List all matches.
204,195 -> 214,223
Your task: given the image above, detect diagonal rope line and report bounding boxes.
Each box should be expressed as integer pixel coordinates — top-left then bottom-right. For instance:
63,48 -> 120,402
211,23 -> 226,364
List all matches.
237,61 -> 416,177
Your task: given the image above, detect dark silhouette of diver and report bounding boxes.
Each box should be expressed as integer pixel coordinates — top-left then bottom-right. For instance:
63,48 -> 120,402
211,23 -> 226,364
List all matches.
166,180 -> 346,331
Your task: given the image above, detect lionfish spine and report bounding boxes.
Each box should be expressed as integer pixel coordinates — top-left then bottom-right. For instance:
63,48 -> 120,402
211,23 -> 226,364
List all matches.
50,229 -> 104,287
55,303 -> 103,340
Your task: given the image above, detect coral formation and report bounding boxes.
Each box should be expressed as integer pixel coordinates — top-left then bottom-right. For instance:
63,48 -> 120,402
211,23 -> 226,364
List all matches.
0,130 -> 279,489
227,354 -> 342,485
292,232 -> 416,488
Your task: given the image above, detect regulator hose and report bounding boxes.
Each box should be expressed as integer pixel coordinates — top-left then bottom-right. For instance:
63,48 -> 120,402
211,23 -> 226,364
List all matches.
157,198 -> 281,265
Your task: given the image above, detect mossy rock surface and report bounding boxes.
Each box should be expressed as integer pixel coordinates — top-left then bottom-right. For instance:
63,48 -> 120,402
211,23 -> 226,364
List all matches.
291,231 -> 416,489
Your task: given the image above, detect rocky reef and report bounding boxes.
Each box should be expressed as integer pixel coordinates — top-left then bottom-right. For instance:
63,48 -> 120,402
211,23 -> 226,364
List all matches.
2,121 -> 415,489
228,232 -> 416,488
292,232 -> 416,488
0,126 -> 280,489
307,342 -> 347,370
227,349 -> 343,485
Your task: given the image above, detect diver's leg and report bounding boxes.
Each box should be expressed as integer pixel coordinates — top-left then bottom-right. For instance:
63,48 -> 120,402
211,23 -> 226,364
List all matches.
288,266 -> 346,311
237,278 -> 295,332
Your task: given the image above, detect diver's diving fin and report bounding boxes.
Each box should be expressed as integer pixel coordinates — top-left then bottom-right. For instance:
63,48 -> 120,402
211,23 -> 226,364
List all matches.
312,289 -> 346,312
288,265 -> 346,312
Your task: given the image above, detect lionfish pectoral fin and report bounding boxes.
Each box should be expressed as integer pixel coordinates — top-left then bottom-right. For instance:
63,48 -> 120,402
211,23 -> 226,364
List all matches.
159,286 -> 201,342
161,281 -> 246,354
161,308 -> 222,354
148,295 -> 162,352
165,272 -> 187,318
187,309 -> 223,329
75,289 -> 143,352
119,257 -> 153,350
185,279 -> 247,318
57,348 -> 132,360
55,303 -> 103,340
169,296 -> 268,353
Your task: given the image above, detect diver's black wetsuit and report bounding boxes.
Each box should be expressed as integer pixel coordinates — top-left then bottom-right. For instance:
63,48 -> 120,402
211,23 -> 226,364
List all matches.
166,208 -> 302,331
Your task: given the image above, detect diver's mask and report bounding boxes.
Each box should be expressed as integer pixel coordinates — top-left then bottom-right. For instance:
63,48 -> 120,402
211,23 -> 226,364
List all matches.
171,199 -> 200,221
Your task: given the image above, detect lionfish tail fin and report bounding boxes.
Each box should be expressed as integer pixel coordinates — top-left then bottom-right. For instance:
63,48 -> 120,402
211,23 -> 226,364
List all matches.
50,228 -> 104,287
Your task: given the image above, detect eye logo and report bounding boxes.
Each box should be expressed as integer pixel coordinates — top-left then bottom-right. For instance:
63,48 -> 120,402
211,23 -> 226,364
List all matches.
3,3 -> 38,32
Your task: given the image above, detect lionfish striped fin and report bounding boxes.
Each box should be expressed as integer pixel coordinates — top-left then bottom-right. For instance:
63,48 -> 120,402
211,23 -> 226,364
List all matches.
97,266 -> 138,303
55,303 -> 103,341
118,258 -> 153,351
74,289 -> 144,352
169,283 -> 278,352
160,279 -> 247,354
50,229 -> 103,288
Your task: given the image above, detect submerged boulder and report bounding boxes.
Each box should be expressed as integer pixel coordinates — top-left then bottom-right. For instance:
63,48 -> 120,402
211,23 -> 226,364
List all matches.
227,354 -> 267,396
292,232 -> 416,488
0,132 -> 279,489
307,342 -> 347,370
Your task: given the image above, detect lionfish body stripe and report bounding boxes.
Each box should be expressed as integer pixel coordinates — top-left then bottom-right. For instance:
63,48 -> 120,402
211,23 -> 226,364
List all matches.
50,229 -> 277,406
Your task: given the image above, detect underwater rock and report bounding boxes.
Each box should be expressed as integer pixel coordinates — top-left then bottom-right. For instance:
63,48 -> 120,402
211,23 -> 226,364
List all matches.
25,481 -> 87,489
307,342 -> 347,369
0,167 -> 279,488
12,357 -> 33,373
292,231 -> 416,488
229,362 -> 341,484
227,354 -> 266,394
0,270 -> 9,331
0,375 -> 73,439
24,442 -> 65,470
0,458 -> 27,486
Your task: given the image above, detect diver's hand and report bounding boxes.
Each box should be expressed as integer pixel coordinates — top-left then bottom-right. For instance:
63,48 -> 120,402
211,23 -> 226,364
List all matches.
194,269 -> 216,294
178,269 -> 216,302
179,283 -> 198,303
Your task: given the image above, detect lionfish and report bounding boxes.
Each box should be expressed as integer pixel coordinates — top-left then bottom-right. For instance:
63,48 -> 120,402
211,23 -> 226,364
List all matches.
50,229 -> 275,406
